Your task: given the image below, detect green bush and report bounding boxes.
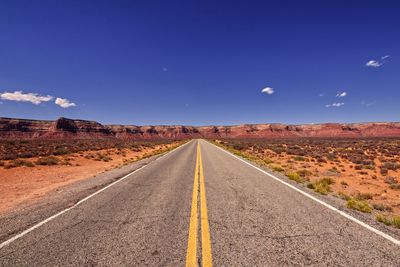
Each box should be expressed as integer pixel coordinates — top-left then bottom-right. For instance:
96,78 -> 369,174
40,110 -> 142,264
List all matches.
376,214 -> 392,226
286,172 -> 303,183
392,216 -> 400,228
263,158 -> 273,164
314,183 -> 330,195
376,215 -> 400,229
306,178 -> 335,195
309,178 -> 334,195
346,199 -> 372,213
271,165 -> 285,173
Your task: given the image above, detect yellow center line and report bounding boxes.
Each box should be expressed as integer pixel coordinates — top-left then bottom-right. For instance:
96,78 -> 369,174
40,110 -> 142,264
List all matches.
199,144 -> 213,267
186,141 -> 213,267
186,144 -> 200,266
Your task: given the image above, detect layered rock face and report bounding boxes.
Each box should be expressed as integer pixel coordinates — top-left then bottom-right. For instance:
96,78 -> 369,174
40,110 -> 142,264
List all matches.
1,117 -> 400,140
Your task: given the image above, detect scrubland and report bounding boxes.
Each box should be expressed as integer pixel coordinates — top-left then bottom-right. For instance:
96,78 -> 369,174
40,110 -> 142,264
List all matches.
214,138 -> 400,229
0,139 -> 183,213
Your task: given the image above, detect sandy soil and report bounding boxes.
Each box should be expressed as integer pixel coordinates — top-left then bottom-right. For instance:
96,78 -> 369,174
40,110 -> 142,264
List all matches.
248,147 -> 400,216
0,143 -> 179,214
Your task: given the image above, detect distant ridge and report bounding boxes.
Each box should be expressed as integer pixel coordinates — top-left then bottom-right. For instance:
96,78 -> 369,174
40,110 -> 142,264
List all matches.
1,117 -> 400,140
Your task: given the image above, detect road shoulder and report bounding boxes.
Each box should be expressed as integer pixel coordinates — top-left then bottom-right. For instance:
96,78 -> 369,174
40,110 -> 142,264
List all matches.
0,150 -> 169,243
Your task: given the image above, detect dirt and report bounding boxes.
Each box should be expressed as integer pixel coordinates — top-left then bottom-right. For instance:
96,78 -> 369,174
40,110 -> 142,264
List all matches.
0,143 -> 178,214
266,151 -> 400,215
216,139 -> 400,217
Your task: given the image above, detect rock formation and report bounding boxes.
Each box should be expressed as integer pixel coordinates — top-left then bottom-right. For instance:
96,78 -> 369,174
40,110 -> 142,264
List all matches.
1,117 -> 400,140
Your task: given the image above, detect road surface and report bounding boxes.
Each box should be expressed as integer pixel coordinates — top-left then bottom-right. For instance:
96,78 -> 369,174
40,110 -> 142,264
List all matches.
0,140 -> 399,266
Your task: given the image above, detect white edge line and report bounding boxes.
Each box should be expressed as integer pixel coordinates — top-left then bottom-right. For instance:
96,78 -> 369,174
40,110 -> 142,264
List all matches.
0,140 -> 193,250
207,140 -> 400,246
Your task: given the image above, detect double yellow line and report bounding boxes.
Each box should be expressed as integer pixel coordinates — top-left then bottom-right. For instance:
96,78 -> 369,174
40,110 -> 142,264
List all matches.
186,142 -> 212,267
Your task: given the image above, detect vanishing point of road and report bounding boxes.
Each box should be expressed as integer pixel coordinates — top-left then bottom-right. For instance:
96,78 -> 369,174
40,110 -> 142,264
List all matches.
0,140 -> 399,266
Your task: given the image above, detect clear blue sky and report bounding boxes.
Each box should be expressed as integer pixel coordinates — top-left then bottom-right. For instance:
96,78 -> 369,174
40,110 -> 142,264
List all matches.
0,0 -> 399,125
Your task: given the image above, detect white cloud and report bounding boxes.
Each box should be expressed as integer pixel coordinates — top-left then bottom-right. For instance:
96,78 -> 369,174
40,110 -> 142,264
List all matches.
0,91 -> 53,105
162,67 -> 167,72
55,97 -> 76,108
326,102 -> 344,108
366,55 -> 390,68
332,102 -> 344,107
366,60 -> 382,68
261,87 -> 274,95
319,93 -> 324,97
336,91 -> 347,98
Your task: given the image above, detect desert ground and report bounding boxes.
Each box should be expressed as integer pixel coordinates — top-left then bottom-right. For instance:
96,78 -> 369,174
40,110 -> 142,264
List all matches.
214,138 -> 400,229
0,139 -> 182,213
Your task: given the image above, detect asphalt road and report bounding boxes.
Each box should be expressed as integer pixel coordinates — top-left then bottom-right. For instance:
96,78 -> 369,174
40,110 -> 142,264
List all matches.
0,139 -> 399,266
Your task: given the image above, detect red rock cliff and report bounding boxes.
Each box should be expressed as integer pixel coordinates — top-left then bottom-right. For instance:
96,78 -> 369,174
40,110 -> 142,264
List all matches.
1,117 -> 400,140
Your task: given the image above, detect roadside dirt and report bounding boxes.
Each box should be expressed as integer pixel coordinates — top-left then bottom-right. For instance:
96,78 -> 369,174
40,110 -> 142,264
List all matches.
215,139 -> 400,217
0,143 -> 179,214
268,152 -> 400,215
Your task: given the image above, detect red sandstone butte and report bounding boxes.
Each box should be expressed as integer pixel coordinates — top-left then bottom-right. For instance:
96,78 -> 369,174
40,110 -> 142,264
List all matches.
1,117 -> 400,140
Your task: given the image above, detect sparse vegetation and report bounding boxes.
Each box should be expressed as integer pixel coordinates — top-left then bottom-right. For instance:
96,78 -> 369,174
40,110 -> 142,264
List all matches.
376,214 -> 392,226
0,139 -> 182,170
287,172 -> 303,183
297,169 -> 312,177
0,139 -> 176,162
389,183 -> 400,190
0,139 -> 184,215
293,156 -> 305,161
337,192 -> 351,201
346,198 -> 372,213
214,138 -> 400,217
393,216 -> 400,228
308,178 -> 334,195
354,192 -> 373,201
35,156 -> 60,166
372,203 -> 392,212
376,214 -> 400,228
0,139 -> 180,168
271,165 -> 285,173
4,159 -> 35,168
